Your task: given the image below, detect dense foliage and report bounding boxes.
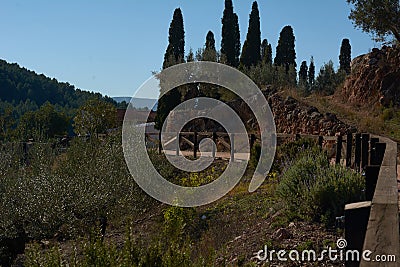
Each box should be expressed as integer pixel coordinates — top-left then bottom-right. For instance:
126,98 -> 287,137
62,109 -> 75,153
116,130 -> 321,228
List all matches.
347,0 -> 400,42
240,1 -> 261,68
260,39 -> 273,65
162,8 -> 185,69
73,98 -> 117,137
203,31 -> 218,62
314,61 -> 346,95
277,144 -> 365,226
274,26 -> 297,73
221,0 -> 241,67
0,59 -> 114,110
339,38 -> 352,74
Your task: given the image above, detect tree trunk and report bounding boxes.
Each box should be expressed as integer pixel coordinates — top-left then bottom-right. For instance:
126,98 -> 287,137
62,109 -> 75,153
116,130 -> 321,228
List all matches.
392,29 -> 400,43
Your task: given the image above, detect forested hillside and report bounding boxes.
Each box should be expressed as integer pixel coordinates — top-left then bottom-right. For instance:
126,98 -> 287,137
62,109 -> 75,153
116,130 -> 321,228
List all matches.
0,59 -> 119,141
0,59 -> 115,109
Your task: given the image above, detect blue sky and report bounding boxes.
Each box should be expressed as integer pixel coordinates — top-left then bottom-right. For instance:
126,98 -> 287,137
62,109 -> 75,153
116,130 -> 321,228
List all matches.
0,1 -> 376,99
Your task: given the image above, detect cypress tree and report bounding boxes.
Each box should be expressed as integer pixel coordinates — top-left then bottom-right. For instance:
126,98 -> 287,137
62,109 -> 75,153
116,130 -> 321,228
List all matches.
261,39 -> 272,65
274,25 -> 296,72
240,1 -> 261,68
186,48 -> 194,62
339,38 -> 351,75
299,61 -> 308,85
308,56 -> 315,86
162,8 -> 185,69
157,8 -> 184,129
203,31 -> 217,62
221,0 -> 241,67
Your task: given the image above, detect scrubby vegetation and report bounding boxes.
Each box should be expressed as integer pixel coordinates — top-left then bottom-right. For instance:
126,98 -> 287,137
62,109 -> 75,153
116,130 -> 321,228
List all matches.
0,135 -> 365,266
277,145 -> 365,227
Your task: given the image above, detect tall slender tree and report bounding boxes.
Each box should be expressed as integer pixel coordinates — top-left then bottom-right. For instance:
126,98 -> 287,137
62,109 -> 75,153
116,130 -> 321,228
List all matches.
339,38 -> 351,74
274,25 -> 296,73
203,31 -> 217,62
162,8 -> 185,69
308,56 -> 316,87
240,1 -> 261,68
221,0 -> 241,67
299,61 -> 308,85
261,39 -> 272,65
157,8 -> 184,129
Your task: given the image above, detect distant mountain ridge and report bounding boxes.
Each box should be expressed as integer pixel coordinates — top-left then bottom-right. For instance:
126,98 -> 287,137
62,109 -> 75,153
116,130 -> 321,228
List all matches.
113,97 -> 158,110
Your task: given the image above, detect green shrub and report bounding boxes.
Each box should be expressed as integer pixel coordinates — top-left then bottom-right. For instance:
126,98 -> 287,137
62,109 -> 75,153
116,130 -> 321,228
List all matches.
276,146 -> 365,226
382,107 -> 395,121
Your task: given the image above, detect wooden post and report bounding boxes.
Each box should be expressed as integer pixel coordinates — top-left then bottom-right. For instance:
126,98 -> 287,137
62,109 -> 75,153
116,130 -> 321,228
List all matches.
250,134 -> 256,150
372,142 -> 386,166
318,135 -> 323,148
368,138 -> 378,164
158,131 -> 162,154
354,133 -> 361,171
193,131 -> 198,159
212,131 -> 217,158
361,133 -> 370,170
176,132 -> 180,156
365,165 -> 380,201
346,133 -> 353,168
230,133 -> 235,162
370,137 -> 379,149
345,201 -> 372,267
335,135 -> 343,165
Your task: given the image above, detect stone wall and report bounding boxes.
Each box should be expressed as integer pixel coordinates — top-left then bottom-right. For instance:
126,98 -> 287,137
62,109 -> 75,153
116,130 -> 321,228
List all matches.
265,91 -> 356,136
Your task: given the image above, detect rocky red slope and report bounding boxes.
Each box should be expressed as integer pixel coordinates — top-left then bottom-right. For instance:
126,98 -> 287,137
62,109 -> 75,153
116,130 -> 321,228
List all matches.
338,45 -> 400,107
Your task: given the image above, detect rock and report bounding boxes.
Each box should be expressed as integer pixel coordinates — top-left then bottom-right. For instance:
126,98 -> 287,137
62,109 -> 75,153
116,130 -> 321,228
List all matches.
338,46 -> 400,108
324,113 -> 337,121
284,96 -> 296,104
307,106 -> 319,114
310,112 -> 321,120
369,58 -> 378,66
273,228 -> 292,240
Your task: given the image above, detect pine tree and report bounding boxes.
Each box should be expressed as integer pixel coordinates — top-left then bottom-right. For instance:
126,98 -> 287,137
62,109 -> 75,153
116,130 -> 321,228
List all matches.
221,0 -> 241,67
308,56 -> 315,86
299,61 -> 308,85
162,8 -> 185,69
347,0 -> 400,42
203,31 -> 217,62
274,25 -> 296,73
339,38 -> 351,75
240,1 -> 261,68
261,39 -> 272,65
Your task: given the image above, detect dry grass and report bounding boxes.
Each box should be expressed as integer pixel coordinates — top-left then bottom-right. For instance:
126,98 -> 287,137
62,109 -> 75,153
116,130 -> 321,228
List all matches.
280,88 -> 400,142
